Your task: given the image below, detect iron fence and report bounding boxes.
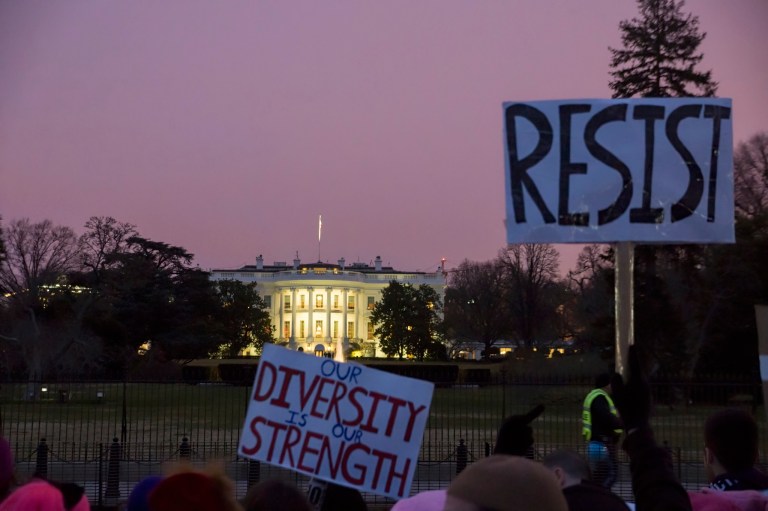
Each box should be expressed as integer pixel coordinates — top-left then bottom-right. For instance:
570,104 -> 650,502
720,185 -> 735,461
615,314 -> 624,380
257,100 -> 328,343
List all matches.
1,374 -> 764,508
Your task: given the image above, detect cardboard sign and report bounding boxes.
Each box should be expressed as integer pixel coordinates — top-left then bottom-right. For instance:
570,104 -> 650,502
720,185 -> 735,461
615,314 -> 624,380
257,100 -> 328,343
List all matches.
238,344 -> 434,499
503,98 -> 734,244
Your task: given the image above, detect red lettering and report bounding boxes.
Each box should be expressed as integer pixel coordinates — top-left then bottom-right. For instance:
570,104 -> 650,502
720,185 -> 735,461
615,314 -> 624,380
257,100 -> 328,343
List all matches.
325,379 -> 348,423
265,420 -> 288,461
341,442 -> 370,485
240,416 -> 266,455
370,448 -> 411,498
318,435 -> 343,479
343,387 -> 367,427
252,362 -> 277,402
384,396 -> 407,437
309,377 -> 335,419
404,402 -> 427,442
297,431 -> 325,473
279,425 -> 302,466
360,391 -> 388,434
270,366 -> 302,408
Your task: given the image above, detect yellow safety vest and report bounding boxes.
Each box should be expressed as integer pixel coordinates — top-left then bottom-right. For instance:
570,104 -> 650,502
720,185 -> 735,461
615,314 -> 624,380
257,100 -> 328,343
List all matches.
582,388 -> 622,441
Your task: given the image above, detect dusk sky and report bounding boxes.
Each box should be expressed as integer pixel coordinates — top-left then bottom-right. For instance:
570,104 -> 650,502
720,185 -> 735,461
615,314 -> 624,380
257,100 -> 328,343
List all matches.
1,1 -> 766,274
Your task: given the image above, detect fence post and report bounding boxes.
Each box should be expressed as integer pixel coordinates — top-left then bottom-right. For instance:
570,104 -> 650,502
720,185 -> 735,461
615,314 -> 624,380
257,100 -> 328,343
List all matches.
456,439 -> 468,474
34,438 -> 48,478
179,437 -> 191,460
104,437 -> 121,501
247,459 -> 261,487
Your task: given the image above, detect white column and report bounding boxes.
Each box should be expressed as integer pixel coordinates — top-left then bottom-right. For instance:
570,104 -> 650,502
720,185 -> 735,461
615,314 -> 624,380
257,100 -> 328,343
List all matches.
342,288 -> 349,353
326,287 -> 332,344
290,287 -> 297,349
308,287 -> 314,344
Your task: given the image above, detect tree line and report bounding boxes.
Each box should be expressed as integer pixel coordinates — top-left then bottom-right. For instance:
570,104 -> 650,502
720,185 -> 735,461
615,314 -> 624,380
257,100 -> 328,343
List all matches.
0,216 -> 273,382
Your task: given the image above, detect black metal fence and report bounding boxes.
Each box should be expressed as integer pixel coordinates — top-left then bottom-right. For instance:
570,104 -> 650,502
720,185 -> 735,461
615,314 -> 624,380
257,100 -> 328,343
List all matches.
1,374 -> 764,508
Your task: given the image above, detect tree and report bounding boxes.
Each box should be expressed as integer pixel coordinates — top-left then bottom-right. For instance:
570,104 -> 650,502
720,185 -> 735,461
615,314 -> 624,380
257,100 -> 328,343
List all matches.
500,244 -> 561,349
443,258 -> 509,358
370,281 -> 444,360
80,216 -> 138,284
734,132 -> 768,222
214,279 -> 274,357
566,245 -> 615,352
609,0 -> 717,98
0,219 -> 87,382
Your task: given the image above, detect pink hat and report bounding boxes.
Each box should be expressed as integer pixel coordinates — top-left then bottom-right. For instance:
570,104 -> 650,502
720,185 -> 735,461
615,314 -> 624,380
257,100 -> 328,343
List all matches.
391,489 -> 446,511
0,480 -> 89,511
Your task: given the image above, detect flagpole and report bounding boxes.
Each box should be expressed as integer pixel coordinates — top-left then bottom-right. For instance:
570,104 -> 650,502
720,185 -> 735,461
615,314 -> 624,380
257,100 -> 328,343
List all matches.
318,214 -> 322,262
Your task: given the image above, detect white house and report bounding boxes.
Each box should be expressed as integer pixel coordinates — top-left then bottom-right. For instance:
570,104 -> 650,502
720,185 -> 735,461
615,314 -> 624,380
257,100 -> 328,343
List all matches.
209,255 -> 446,358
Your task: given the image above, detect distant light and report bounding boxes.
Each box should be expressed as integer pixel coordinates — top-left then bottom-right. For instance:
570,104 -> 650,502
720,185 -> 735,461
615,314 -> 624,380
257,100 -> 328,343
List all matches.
41,387 -> 48,393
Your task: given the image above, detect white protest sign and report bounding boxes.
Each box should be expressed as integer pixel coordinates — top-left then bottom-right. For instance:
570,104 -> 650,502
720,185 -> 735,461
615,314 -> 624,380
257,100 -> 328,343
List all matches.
503,98 -> 734,244
238,344 -> 434,499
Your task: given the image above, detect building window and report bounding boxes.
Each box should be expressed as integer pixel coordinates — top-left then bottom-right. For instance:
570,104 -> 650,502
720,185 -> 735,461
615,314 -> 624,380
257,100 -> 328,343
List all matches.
300,295 -> 306,310
367,296 -> 375,310
264,295 -> 272,308
347,295 -> 355,311
283,321 -> 290,339
367,322 -> 374,340
300,321 -> 305,338
333,295 -> 340,310
333,321 -> 339,339
315,294 -> 324,309
347,321 -> 355,339
284,295 -> 291,310
315,320 -> 323,336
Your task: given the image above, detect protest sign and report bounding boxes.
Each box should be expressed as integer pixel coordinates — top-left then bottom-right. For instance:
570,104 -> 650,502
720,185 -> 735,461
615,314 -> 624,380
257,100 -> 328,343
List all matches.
503,98 -> 733,244
238,344 -> 434,499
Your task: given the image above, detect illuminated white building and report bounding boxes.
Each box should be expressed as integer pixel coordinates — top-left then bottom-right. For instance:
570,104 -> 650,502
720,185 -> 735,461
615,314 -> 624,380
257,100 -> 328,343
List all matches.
209,255 -> 446,358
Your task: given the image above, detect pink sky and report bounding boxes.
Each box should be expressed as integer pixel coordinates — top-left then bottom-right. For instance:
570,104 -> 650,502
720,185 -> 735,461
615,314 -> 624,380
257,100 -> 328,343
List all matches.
1,1 -> 766,274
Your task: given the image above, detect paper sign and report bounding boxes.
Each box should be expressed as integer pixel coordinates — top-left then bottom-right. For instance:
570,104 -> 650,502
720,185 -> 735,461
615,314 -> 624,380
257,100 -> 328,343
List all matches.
238,344 -> 434,499
503,98 -> 734,244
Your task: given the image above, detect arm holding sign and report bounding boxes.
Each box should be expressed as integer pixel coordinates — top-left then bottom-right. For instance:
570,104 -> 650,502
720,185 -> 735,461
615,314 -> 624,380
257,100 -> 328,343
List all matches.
613,346 -> 691,511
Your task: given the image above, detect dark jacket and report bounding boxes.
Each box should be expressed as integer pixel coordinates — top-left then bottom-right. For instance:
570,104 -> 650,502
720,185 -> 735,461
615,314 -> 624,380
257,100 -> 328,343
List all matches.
623,426 -> 692,511
710,468 -> 768,492
562,481 -> 630,511
591,394 -> 623,443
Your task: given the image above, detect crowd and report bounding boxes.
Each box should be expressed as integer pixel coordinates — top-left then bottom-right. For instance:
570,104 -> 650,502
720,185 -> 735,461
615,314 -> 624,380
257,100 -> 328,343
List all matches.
1,346 -> 768,511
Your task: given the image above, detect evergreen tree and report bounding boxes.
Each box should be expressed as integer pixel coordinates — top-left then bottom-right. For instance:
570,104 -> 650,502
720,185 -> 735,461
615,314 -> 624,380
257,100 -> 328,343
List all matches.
609,0 -> 717,98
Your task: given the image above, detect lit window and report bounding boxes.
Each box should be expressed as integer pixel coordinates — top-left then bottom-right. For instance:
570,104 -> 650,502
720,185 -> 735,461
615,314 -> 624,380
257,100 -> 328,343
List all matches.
347,321 -> 355,339
315,320 -> 323,336
315,295 -> 323,308
333,295 -> 340,309
300,321 -> 305,338
367,322 -> 374,340
367,296 -> 375,310
347,295 -> 355,310
283,321 -> 290,339
333,321 -> 339,339
300,295 -> 306,309
284,295 -> 291,310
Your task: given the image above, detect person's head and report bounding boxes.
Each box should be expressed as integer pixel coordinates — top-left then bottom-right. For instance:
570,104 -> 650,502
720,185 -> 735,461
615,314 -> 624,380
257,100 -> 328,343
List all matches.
595,373 -> 613,392
542,449 -> 591,489
0,480 -> 89,511
704,408 -> 760,480
390,490 -> 446,511
126,476 -> 163,511
493,404 -> 544,457
148,466 -> 242,511
321,483 -> 366,511
241,479 -> 310,511
444,455 -> 567,511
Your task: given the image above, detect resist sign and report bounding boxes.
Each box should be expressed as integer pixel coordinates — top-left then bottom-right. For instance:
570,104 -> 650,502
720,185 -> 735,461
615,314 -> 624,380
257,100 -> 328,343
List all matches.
503,98 -> 734,244
238,344 -> 434,499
